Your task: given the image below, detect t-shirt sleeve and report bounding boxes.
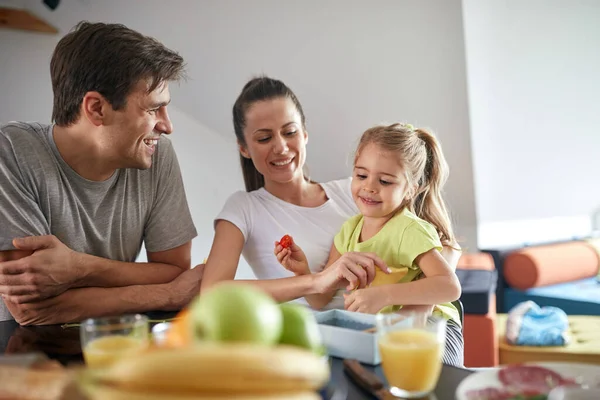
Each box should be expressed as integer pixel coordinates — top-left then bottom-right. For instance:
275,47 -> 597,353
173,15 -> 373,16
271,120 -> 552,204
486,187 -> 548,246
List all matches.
214,191 -> 252,241
143,138 -> 197,252
0,129 -> 50,250
334,215 -> 359,254
397,220 -> 443,270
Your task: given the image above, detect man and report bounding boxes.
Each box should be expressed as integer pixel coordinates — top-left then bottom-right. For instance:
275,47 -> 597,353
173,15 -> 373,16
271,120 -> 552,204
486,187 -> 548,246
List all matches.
0,22 -> 202,325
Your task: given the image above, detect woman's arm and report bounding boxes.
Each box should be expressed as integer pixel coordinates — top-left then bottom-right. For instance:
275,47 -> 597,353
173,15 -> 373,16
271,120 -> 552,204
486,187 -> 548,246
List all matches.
201,221 -> 388,303
201,220 -> 331,302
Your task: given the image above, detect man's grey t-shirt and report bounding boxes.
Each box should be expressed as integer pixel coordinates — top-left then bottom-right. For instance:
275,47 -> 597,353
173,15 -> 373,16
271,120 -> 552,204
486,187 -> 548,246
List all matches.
0,122 -> 197,320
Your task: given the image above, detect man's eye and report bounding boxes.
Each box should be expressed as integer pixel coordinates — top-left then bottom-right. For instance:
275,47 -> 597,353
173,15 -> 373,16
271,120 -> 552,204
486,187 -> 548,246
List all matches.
148,108 -> 159,114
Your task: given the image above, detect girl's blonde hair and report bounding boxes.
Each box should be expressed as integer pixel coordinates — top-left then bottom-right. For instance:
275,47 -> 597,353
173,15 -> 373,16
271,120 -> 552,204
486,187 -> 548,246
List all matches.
355,123 -> 455,246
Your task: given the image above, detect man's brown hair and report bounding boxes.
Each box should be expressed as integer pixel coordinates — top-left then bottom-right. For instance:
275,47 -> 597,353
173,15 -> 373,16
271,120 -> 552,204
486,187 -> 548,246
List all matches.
50,21 -> 185,126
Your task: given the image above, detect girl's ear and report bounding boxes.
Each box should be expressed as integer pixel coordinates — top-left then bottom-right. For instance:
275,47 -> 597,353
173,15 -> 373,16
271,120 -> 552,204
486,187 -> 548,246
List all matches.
304,129 -> 308,145
238,141 -> 251,159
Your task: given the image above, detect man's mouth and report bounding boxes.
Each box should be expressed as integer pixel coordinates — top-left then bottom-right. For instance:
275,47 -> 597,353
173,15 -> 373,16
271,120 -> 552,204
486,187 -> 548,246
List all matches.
143,138 -> 159,147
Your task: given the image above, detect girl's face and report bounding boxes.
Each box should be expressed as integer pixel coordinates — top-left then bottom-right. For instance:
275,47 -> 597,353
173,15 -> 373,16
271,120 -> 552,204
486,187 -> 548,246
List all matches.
351,143 -> 411,219
239,97 -> 307,186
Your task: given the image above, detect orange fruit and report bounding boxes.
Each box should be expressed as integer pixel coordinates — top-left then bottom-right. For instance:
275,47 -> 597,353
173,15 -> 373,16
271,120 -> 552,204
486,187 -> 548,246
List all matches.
164,308 -> 192,348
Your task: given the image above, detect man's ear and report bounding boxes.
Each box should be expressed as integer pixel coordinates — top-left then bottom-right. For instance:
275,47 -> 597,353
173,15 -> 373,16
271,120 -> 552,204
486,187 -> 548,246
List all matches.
81,91 -> 109,127
238,141 -> 251,159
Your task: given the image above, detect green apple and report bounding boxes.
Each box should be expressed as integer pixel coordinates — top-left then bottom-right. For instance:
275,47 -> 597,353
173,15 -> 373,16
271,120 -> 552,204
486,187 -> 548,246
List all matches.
190,283 -> 282,345
278,303 -> 323,353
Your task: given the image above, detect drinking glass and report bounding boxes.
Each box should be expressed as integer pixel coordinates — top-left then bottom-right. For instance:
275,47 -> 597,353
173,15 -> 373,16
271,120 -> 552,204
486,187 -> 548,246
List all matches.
376,312 -> 446,398
80,314 -> 149,369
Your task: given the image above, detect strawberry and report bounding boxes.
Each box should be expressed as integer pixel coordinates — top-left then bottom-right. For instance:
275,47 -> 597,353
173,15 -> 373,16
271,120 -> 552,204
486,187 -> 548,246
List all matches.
279,235 -> 293,249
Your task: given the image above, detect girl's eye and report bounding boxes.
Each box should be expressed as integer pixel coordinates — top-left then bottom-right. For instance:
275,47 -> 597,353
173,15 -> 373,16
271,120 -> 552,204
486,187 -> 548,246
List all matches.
356,174 -> 367,180
379,180 -> 392,185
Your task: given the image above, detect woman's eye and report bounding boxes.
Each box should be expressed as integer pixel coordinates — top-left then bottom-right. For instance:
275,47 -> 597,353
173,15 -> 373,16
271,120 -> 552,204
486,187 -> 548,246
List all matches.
257,137 -> 270,143
284,131 -> 297,136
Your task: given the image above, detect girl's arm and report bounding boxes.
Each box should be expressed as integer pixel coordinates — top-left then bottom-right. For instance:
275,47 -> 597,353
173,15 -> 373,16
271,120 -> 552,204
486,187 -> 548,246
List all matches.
381,249 -> 461,306
344,248 -> 461,313
396,244 -> 462,315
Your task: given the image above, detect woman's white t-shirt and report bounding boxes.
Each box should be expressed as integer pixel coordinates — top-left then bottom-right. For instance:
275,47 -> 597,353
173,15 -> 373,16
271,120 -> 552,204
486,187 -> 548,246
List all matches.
215,178 -> 358,309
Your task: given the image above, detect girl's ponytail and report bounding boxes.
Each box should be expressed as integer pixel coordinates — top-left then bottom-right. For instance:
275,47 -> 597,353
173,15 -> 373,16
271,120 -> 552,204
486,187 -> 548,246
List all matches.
412,128 -> 455,246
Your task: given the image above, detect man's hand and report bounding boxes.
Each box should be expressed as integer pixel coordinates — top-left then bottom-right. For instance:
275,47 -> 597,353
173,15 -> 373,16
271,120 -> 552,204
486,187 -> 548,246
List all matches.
165,264 -> 205,309
3,291 -> 79,326
0,235 -> 81,303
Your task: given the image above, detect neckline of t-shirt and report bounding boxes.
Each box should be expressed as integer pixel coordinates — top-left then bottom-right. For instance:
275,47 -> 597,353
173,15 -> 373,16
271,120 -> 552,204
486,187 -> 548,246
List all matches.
45,124 -> 120,189
255,182 -> 335,211
355,207 -> 408,246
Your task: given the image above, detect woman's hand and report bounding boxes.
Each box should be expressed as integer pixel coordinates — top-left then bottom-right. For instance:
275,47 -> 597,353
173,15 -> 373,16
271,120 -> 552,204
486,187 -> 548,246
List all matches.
274,237 -> 310,275
314,252 -> 390,294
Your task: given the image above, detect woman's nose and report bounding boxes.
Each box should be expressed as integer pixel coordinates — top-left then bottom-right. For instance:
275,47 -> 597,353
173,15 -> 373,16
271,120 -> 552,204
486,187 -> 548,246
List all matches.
272,135 -> 289,154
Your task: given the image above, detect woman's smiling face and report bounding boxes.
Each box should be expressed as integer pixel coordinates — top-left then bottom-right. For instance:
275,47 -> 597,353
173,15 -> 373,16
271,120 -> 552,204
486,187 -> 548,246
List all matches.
239,97 -> 308,185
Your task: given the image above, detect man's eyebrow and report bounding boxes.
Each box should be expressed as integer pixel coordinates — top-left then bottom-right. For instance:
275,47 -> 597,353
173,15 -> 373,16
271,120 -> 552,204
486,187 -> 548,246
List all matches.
149,99 -> 171,108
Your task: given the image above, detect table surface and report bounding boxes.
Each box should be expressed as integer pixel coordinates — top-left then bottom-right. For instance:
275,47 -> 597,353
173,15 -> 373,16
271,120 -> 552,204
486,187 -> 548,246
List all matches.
0,313 -> 475,400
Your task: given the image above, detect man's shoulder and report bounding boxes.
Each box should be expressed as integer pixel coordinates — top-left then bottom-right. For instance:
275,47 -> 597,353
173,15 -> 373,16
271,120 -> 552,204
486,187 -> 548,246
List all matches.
0,122 -> 52,164
0,122 -> 49,142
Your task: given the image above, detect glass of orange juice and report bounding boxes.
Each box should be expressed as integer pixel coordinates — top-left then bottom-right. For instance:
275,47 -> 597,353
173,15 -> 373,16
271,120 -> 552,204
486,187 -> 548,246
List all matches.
376,312 -> 446,398
80,314 -> 149,369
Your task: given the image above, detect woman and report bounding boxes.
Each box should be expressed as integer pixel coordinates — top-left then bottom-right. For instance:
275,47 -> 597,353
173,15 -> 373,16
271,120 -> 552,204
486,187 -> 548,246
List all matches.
201,76 -> 461,308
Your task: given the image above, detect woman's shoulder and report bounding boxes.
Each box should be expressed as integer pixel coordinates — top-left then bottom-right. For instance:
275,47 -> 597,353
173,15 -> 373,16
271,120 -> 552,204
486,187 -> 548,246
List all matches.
320,177 -> 352,194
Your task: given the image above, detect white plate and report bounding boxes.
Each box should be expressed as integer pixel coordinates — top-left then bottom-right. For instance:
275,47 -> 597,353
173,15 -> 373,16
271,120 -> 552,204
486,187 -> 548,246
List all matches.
455,362 -> 600,400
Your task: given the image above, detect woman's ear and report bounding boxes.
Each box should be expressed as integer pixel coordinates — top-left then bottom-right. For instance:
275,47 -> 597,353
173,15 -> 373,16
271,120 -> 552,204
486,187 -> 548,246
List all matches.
238,141 -> 251,159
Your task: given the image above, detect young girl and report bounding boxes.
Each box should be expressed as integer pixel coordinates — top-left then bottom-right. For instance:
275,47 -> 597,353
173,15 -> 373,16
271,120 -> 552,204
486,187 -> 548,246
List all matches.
275,122 -> 463,365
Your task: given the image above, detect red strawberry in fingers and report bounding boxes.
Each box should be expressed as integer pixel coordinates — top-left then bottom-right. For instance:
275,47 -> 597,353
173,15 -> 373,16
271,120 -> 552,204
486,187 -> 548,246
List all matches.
279,234 -> 293,249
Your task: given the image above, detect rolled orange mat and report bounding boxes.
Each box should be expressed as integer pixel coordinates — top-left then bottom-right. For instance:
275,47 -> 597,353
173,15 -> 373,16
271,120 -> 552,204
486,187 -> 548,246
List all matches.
504,242 -> 599,290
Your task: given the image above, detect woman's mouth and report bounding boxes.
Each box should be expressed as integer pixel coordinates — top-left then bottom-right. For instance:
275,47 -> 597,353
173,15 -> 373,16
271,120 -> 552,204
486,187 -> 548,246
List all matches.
270,157 -> 294,167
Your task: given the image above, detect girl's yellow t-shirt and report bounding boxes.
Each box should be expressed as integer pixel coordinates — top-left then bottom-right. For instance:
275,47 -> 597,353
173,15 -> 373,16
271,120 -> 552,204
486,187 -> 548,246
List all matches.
333,208 -> 460,325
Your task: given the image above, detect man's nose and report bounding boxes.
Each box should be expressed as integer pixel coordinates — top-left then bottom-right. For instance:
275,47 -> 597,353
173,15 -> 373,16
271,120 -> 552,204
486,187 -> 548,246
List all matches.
156,108 -> 173,135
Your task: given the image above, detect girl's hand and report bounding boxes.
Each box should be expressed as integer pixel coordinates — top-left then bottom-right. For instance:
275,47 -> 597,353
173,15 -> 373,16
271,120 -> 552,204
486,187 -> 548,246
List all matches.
274,237 -> 310,275
314,252 -> 390,294
343,287 -> 385,314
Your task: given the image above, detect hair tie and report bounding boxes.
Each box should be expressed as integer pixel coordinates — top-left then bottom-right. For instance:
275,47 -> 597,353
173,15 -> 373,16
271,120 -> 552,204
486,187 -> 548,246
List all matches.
404,123 -> 414,131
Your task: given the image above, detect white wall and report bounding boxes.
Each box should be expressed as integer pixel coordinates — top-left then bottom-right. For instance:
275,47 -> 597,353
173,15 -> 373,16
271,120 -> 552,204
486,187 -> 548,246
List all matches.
5,0 -> 479,250
462,0 -> 600,247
